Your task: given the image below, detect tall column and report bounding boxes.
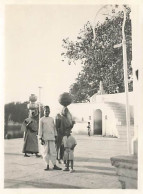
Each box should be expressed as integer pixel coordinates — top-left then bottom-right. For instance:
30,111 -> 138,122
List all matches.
110,5 -> 140,189
38,87 -> 42,156
38,86 -> 42,126
138,5 -> 143,191
131,5 -> 139,156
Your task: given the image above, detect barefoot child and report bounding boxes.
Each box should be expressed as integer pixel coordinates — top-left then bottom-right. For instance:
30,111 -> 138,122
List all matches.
87,122 -> 91,136
62,129 -> 77,173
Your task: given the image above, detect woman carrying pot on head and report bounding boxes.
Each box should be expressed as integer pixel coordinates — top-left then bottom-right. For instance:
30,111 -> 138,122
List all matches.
21,109 -> 40,157
55,107 -> 75,164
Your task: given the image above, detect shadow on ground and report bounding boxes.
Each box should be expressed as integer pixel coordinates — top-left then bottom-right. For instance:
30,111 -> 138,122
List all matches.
5,179 -> 83,189
72,169 -> 116,177
75,157 -> 110,163
5,153 -> 23,156
75,165 -> 115,171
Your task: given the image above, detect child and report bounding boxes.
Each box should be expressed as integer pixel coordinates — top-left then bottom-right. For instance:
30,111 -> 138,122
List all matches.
62,129 -> 77,173
87,122 -> 91,136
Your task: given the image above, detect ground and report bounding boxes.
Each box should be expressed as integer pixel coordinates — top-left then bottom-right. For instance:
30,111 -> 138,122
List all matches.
4,134 -> 129,189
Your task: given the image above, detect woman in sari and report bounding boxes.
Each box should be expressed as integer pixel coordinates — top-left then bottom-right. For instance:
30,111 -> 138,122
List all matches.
21,110 -> 40,157
55,107 -> 75,163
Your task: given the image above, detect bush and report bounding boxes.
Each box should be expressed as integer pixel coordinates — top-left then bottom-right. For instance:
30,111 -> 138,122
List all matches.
5,134 -> 12,139
5,124 -> 24,139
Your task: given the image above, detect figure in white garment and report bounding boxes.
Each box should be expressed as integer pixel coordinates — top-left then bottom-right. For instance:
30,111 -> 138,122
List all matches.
39,106 -> 62,171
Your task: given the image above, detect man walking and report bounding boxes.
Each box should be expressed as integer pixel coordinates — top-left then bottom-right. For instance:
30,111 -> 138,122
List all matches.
39,106 -> 62,171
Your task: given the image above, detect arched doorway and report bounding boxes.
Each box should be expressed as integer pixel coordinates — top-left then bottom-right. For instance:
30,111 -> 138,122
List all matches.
94,109 -> 102,135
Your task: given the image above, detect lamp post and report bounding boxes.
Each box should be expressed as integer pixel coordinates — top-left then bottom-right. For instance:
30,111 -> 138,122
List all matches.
114,7 -> 131,154
38,86 -> 42,126
93,5 -> 109,40
94,5 -> 131,154
121,7 -> 131,154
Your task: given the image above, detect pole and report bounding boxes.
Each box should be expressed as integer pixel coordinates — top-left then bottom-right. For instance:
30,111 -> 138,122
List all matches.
122,8 -> 131,154
38,86 -> 42,128
93,5 -> 131,154
93,5 -> 111,40
38,87 -> 42,156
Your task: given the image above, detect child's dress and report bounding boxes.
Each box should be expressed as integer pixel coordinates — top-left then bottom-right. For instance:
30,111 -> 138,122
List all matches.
62,135 -> 77,160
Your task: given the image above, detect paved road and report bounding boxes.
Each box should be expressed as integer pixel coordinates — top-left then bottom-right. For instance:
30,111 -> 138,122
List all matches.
4,135 -> 128,189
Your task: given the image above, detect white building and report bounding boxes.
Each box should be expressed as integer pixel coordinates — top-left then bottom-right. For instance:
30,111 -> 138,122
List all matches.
69,92 -> 134,138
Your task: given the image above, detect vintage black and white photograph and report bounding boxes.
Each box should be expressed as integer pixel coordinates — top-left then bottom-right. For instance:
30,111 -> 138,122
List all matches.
2,0 -> 143,191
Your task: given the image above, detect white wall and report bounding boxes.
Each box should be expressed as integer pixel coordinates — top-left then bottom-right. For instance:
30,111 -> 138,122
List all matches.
68,103 -> 93,123
67,92 -> 134,136
91,92 -> 134,105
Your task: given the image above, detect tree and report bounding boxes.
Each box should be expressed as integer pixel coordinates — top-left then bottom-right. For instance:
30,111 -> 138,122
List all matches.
62,6 -> 132,102
4,102 -> 28,137
4,102 -> 29,125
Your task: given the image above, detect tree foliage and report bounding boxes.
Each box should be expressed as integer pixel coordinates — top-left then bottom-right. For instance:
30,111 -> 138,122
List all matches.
4,102 -> 29,124
62,5 -> 132,102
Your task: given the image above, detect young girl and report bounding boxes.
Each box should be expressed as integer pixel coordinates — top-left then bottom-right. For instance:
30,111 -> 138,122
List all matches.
62,129 -> 77,173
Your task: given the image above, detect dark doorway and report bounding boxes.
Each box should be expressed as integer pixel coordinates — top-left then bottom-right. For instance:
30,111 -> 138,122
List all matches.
94,109 -> 102,135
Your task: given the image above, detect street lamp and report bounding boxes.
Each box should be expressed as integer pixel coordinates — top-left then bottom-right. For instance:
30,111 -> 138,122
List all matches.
94,5 -> 131,154
93,5 -> 108,40
38,86 -> 42,126
121,7 -> 131,154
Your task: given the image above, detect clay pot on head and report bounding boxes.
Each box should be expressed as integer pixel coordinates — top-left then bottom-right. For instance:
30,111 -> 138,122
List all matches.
27,102 -> 38,110
29,94 -> 37,102
59,92 -> 72,107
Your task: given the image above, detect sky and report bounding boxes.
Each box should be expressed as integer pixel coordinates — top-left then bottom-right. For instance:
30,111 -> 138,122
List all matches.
4,4 -> 102,112
4,3 -> 134,113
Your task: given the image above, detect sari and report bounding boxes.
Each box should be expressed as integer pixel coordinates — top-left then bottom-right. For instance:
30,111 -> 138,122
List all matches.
21,117 -> 39,154
55,108 -> 74,161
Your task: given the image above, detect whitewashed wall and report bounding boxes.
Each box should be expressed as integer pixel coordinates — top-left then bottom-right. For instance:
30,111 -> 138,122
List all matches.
90,92 -> 134,105
68,92 -> 133,136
